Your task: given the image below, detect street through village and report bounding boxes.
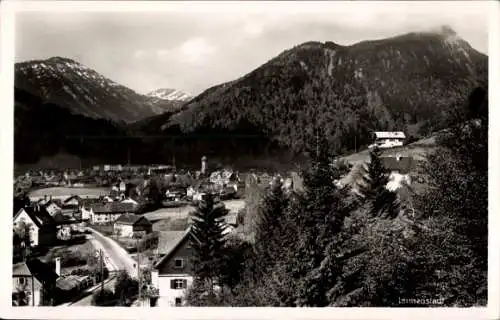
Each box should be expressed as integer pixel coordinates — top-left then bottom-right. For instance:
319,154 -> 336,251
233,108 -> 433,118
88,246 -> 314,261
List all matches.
61,228 -> 137,306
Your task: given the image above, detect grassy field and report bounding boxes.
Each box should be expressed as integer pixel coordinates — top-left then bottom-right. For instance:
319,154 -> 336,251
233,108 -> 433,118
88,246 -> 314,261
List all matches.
29,186 -> 109,199
143,199 -> 246,222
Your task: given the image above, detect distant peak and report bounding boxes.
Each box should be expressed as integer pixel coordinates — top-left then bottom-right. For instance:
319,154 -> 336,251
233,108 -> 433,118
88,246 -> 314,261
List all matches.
46,56 -> 80,64
147,88 -> 192,101
439,25 -> 457,36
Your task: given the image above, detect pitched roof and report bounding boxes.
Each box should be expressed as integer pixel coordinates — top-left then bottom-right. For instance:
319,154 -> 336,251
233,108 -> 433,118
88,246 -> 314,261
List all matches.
63,195 -> 82,204
121,198 -> 138,205
223,213 -> 238,226
52,212 -> 77,225
13,258 -> 59,283
92,202 -> 139,214
45,201 -> 62,216
33,206 -> 57,226
374,131 -> 406,139
80,198 -> 101,208
156,230 -> 188,255
14,208 -> 42,228
14,206 -> 56,228
115,213 -> 147,225
154,227 -> 192,270
13,262 -> 32,276
56,275 -> 88,291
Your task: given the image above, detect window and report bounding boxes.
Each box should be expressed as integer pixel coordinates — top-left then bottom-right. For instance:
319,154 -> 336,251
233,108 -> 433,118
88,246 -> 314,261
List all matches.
175,297 -> 182,306
18,277 -> 25,285
174,258 -> 184,268
170,279 -> 187,289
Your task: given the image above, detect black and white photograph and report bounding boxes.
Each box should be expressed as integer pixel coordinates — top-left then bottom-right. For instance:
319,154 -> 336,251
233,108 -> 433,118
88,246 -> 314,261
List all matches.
1,0 -> 499,318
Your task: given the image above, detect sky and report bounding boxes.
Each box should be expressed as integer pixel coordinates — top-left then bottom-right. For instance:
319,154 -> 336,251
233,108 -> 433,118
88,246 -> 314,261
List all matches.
14,1 -> 490,96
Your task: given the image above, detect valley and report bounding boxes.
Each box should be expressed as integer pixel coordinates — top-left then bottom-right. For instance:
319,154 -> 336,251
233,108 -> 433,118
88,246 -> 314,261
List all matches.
11,15 -> 489,310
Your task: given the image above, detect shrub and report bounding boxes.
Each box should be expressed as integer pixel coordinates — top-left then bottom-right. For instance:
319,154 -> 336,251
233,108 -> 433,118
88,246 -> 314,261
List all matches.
114,270 -> 139,306
91,289 -> 116,306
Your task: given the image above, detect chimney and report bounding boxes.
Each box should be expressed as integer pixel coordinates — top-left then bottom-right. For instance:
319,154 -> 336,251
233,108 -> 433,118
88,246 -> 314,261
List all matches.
55,257 -> 61,276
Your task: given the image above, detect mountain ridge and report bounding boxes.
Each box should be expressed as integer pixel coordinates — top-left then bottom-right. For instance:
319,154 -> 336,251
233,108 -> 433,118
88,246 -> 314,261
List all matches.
15,57 -> 183,123
145,29 -> 487,157
14,29 -> 488,168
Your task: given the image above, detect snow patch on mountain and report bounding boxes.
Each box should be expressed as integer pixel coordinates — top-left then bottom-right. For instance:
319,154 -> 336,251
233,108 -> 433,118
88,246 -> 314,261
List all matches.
15,56 -> 175,123
147,88 -> 192,102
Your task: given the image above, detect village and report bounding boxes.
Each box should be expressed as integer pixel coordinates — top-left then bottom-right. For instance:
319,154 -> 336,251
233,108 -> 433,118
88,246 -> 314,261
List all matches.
12,131 -> 424,307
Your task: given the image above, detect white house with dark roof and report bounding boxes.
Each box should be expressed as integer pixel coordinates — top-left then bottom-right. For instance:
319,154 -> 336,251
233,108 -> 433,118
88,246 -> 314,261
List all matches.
370,131 -> 406,149
13,207 -> 58,247
113,214 -> 152,238
84,202 -> 139,225
151,228 -> 193,307
12,258 -> 59,306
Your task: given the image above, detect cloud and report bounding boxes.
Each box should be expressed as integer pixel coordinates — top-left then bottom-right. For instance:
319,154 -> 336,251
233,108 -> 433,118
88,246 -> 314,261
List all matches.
243,22 -> 264,37
177,37 -> 217,65
134,50 -> 146,59
156,49 -> 170,57
14,2 -> 490,96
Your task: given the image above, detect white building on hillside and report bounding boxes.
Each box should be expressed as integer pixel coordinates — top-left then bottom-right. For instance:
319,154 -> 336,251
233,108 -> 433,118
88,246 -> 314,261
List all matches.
369,131 -> 406,149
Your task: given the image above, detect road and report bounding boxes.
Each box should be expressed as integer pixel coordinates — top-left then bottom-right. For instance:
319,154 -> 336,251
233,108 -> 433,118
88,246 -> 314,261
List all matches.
61,228 -> 138,306
89,228 -> 138,278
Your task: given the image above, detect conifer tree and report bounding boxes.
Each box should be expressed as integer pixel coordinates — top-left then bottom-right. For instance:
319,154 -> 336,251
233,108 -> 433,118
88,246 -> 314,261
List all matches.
190,194 -> 229,293
357,146 -> 399,218
357,146 -> 387,200
413,86 -> 488,305
254,177 -> 289,275
274,134 -> 355,306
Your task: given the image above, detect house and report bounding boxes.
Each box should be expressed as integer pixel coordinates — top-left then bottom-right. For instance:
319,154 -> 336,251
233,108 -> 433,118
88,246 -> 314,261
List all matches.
78,198 -> 102,220
13,207 -> 57,247
151,228 -> 194,307
12,258 -> 59,306
44,201 -> 62,217
369,131 -> 406,149
113,214 -> 152,238
52,212 -> 85,239
101,196 -> 114,203
165,189 -> 185,202
148,165 -> 174,176
386,172 -> 412,192
104,164 -> 123,172
86,202 -> 139,225
62,195 -> 82,210
219,184 -> 238,200
209,169 -> 239,187
222,213 -> 238,235
55,274 -> 93,302
186,186 -> 196,199
121,197 -> 139,205
62,196 -> 82,208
